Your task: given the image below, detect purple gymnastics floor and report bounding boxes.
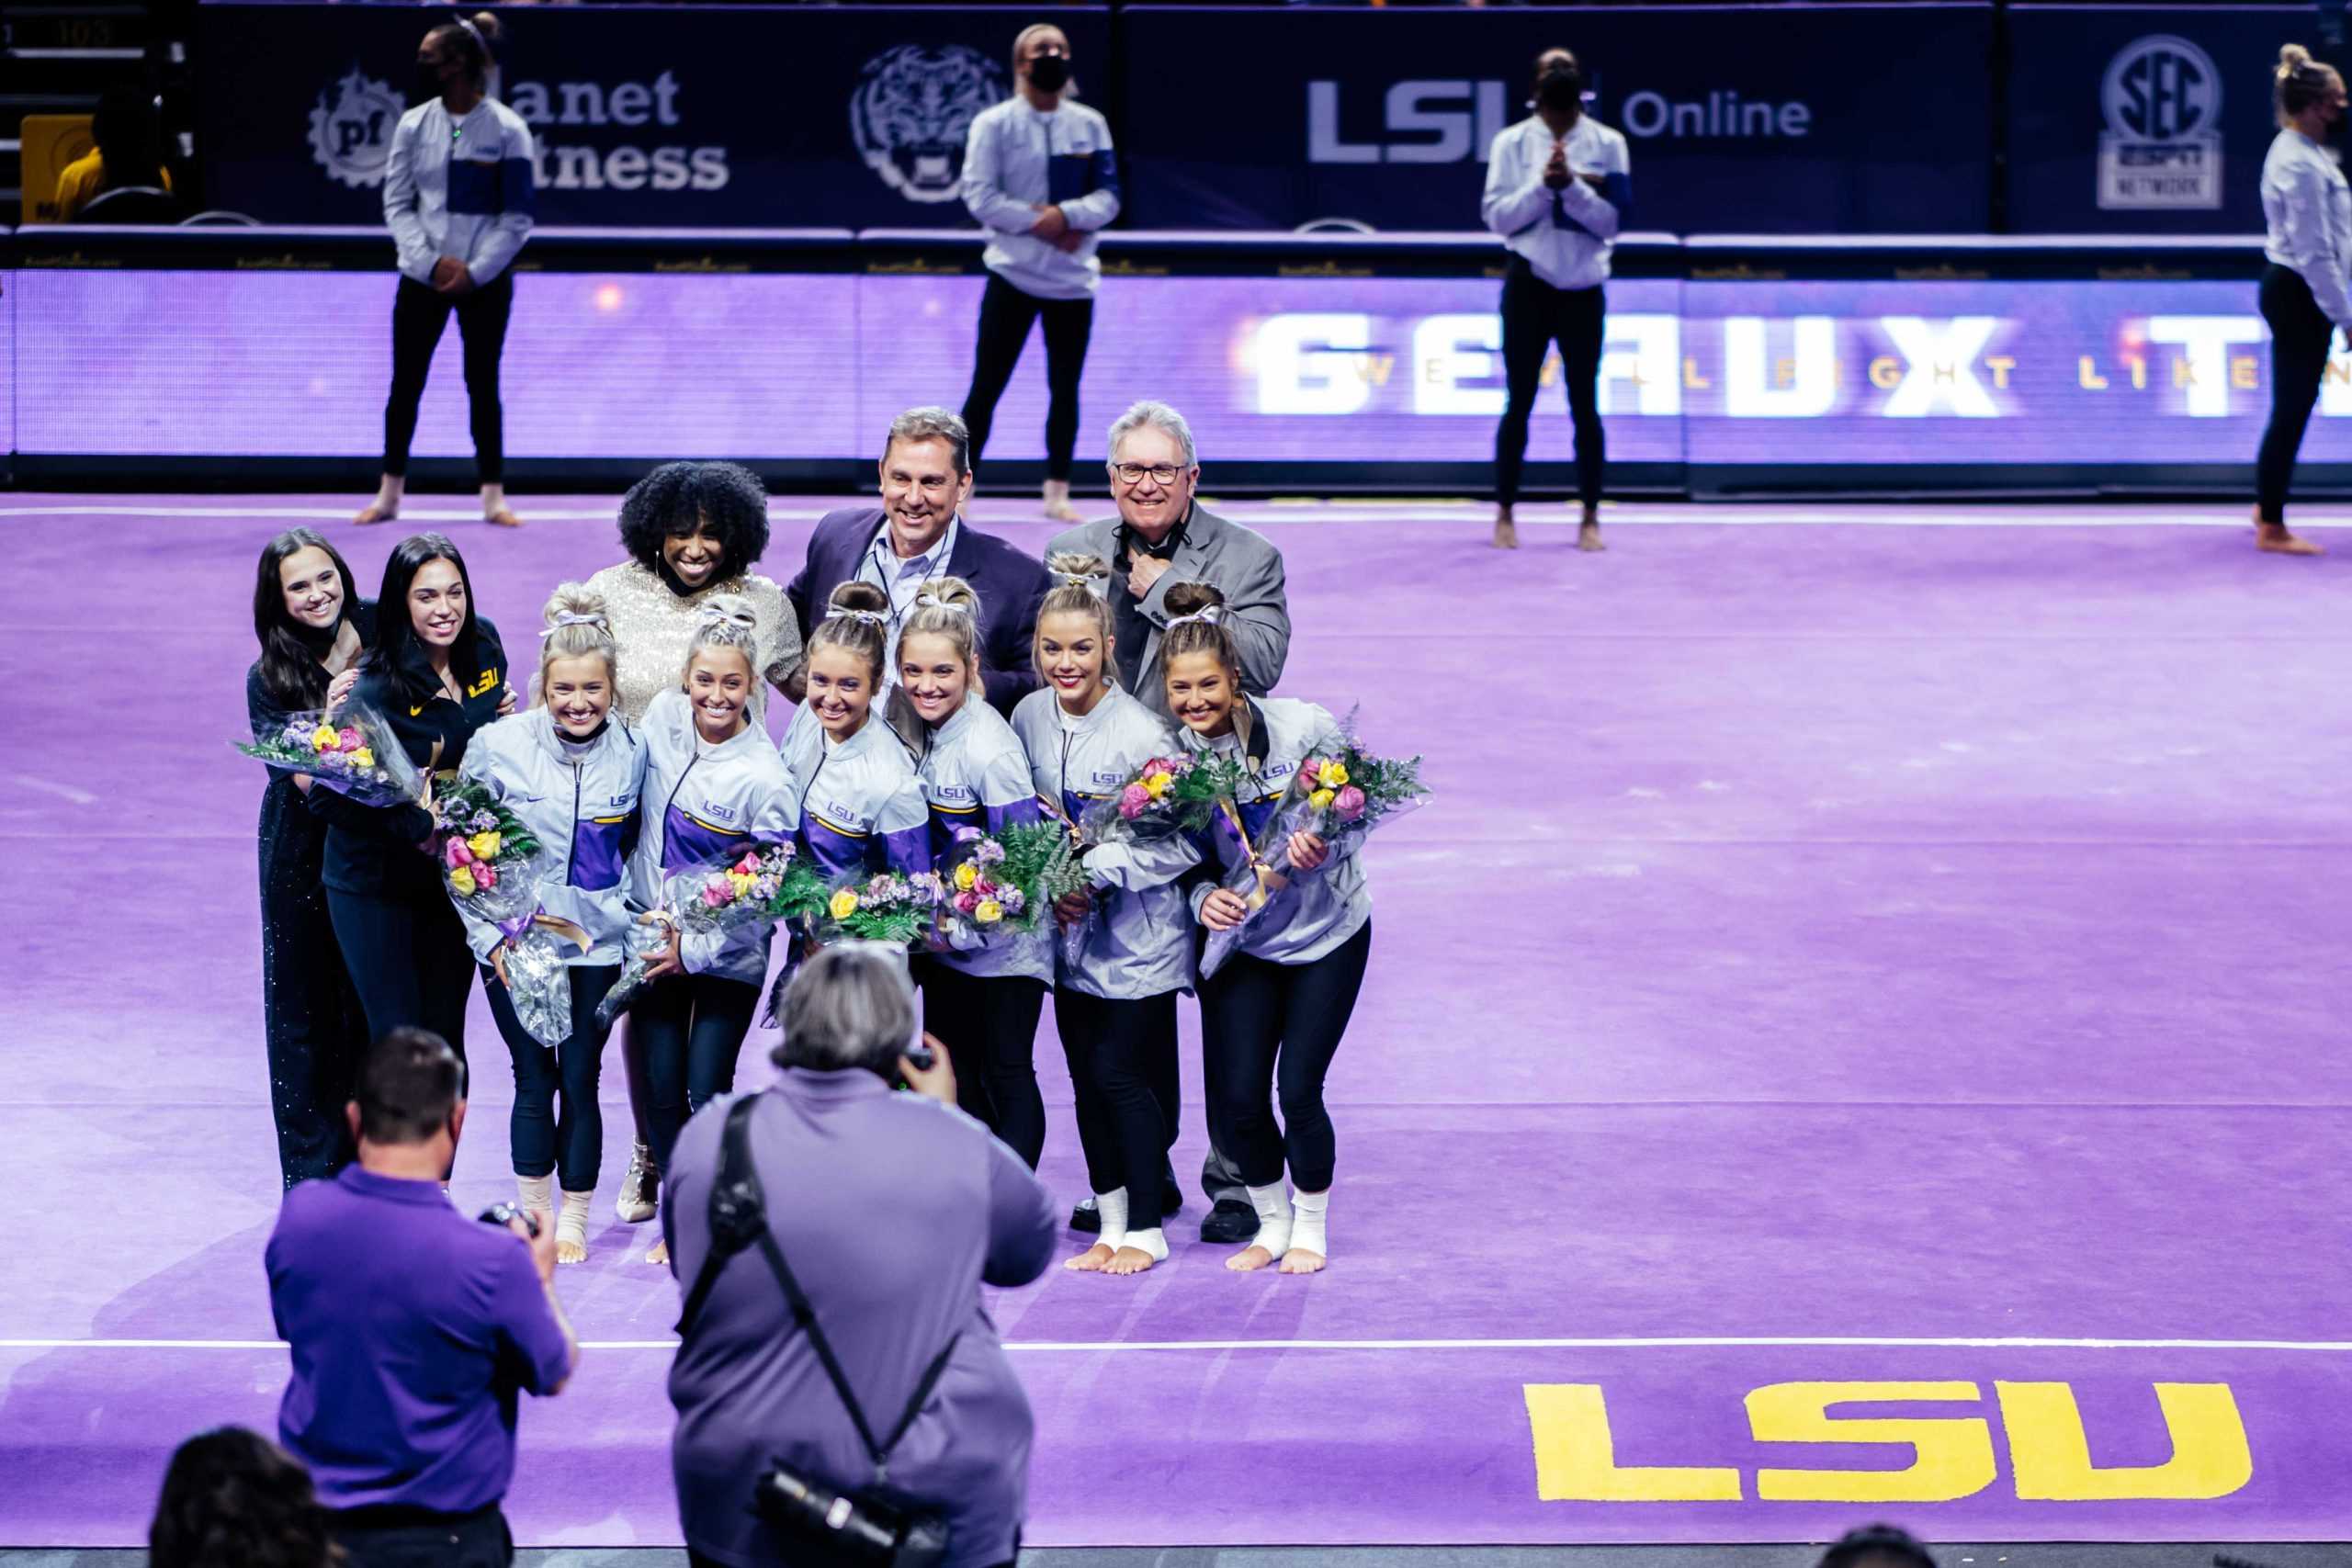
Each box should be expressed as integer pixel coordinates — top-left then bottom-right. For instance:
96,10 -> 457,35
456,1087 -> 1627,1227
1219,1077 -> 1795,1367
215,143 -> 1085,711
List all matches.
3,494 -> 2349,1550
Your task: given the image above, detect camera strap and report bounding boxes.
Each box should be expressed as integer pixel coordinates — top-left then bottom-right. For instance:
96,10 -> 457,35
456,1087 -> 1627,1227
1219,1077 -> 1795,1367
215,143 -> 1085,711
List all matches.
678,1093 -> 964,1483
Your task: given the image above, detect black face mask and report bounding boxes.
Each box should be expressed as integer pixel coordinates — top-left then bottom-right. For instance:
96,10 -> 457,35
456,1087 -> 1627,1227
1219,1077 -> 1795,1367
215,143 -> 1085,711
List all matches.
412,60 -> 448,106
1536,68 -> 1582,114
1028,54 -> 1071,94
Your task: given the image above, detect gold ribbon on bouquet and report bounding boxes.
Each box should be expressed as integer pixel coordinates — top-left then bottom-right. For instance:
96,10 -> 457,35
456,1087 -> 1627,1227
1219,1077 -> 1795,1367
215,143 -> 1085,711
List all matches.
1215,797 -> 1290,911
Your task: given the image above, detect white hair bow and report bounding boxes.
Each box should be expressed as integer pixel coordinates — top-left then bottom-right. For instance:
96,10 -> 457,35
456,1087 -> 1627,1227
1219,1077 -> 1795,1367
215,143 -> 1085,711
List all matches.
826,607 -> 889,626
1165,605 -> 1223,627
696,603 -> 756,628
537,611 -> 607,639
914,593 -> 971,616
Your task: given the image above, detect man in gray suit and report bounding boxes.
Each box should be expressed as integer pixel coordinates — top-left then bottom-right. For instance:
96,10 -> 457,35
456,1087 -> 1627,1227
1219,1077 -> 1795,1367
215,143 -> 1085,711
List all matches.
1048,399 -> 1291,1245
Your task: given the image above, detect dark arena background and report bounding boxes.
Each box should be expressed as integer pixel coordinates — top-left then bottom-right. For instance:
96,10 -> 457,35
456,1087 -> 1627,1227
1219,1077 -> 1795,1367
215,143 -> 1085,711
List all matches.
6,0 -> 2351,1564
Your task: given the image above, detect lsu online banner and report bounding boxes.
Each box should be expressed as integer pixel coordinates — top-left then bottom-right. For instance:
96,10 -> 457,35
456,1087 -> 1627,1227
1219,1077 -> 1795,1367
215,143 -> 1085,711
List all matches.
17,268 -> 2337,468
192,4 -> 1113,229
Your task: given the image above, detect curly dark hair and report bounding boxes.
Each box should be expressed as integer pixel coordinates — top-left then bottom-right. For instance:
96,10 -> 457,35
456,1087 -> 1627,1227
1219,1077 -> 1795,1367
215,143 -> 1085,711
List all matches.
616,461 -> 772,587
151,1427 -> 341,1568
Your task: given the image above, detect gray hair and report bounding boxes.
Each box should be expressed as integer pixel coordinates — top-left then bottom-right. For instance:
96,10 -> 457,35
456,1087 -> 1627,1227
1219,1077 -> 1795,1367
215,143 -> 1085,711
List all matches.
770,942 -> 918,1075
1106,400 -> 1197,472
885,406 -> 971,478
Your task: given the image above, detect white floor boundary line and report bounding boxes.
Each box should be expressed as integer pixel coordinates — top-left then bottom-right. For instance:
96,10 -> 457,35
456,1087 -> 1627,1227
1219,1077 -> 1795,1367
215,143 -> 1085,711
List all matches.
7,1335 -> 2350,1353
0,503 -> 2324,529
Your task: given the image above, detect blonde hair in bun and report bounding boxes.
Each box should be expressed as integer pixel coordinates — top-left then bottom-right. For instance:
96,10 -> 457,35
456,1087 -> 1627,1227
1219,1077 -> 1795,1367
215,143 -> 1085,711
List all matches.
682,592 -> 760,686
1034,553 -> 1115,683
2278,42 -> 2343,127
809,580 -> 891,686
537,581 -> 618,697
899,575 -> 984,686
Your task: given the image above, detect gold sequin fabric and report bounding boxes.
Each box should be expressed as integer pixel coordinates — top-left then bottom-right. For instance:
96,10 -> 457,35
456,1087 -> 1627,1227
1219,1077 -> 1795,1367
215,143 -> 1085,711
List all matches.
582,561 -> 803,726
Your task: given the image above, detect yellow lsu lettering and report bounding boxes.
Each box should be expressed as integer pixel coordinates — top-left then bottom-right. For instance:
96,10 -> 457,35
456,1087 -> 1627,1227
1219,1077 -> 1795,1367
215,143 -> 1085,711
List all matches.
1523,1380 -> 2249,1505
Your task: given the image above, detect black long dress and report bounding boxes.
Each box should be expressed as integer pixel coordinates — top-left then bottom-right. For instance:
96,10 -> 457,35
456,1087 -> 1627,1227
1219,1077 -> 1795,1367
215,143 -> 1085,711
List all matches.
246,602 -> 376,1189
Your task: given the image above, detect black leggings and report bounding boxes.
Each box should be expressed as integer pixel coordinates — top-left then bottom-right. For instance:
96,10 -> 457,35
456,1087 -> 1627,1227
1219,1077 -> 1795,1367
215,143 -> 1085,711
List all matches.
921,962 -> 1048,1168
1197,921 -> 1372,1193
324,886 -> 474,1062
960,271 -> 1093,481
1053,987 -> 1177,1230
383,271 -> 514,483
1496,258 -> 1606,509
637,972 -> 762,1169
481,962 -> 619,1192
2258,262 -> 2336,525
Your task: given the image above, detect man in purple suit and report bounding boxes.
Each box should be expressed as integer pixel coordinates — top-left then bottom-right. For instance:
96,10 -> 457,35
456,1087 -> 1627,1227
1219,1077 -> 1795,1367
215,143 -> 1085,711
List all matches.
785,407 -> 1053,715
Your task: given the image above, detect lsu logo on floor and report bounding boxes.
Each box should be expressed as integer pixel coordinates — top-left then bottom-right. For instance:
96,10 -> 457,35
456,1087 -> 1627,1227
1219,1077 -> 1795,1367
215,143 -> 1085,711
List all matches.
1523,1381 -> 2250,1502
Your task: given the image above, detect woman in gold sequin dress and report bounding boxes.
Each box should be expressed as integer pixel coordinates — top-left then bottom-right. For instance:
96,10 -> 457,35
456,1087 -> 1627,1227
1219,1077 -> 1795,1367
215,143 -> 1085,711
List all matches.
584,461 -> 804,1225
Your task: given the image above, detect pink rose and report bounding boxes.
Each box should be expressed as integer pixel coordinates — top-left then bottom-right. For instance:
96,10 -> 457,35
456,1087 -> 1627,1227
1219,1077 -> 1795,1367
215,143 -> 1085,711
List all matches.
733,853 -> 761,876
1117,783 -> 1151,818
339,727 -> 362,751
445,837 -> 475,868
476,863 -> 498,891
954,889 -> 980,915
1298,757 -> 1324,781
701,880 -> 731,908
1334,784 -> 1367,822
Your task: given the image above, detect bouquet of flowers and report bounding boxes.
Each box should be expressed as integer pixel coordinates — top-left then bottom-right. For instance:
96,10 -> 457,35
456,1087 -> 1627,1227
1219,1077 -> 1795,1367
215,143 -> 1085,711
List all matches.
235,703 -> 419,805
814,868 -> 949,946
434,780 -> 585,1048
596,841 -> 830,1027
935,822 -> 1086,949
1198,716 -> 1429,979
1080,752 -> 1248,844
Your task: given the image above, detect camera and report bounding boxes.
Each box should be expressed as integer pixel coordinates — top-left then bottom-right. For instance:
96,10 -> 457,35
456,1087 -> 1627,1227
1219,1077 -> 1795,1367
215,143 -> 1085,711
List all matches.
752,1464 -> 947,1567
477,1201 -> 540,1238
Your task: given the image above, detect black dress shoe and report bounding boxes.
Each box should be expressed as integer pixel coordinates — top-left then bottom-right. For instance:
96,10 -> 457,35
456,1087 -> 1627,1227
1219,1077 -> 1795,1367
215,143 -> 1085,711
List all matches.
1199,1198 -> 1260,1244
1069,1197 -> 1100,1234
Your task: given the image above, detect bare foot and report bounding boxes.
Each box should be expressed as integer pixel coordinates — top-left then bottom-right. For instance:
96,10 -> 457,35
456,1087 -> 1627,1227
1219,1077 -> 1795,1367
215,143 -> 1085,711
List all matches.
2256,524 -> 2322,556
1277,1247 -> 1326,1275
1044,499 -> 1082,524
1225,1244 -> 1277,1272
1490,514 -> 1519,550
486,506 -> 525,528
646,1238 -> 669,1267
354,500 -> 398,525
556,1236 -> 587,1266
1577,522 -> 1606,553
1102,1246 -> 1159,1276
1064,1242 -> 1116,1272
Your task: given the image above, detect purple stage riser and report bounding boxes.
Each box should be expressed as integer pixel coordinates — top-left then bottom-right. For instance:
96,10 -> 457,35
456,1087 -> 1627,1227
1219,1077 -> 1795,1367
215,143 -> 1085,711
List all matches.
17,274 -> 2350,465
5,1346 -> 2341,1544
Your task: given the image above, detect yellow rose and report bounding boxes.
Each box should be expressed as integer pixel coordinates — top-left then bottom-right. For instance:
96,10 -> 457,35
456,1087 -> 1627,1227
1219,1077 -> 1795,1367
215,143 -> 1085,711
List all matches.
1318,761 -> 1350,788
728,871 -> 756,896
468,830 -> 502,861
829,888 -> 861,921
311,725 -> 341,752
1143,772 -> 1170,799
447,865 -> 478,897
975,899 -> 1003,924
351,747 -> 375,768
954,862 -> 979,892
1309,788 -> 1336,811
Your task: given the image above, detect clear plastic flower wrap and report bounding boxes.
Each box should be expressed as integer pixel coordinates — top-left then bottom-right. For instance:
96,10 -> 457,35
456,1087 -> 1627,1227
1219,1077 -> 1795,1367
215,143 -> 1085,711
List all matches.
596,842 -> 825,1029
935,821 -> 1085,951
235,700 -> 422,806
1197,718 -> 1430,980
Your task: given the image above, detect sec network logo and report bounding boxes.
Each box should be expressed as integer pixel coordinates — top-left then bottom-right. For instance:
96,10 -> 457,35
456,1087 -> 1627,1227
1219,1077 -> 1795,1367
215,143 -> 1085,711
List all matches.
311,66 -> 404,188
2097,34 -> 2222,210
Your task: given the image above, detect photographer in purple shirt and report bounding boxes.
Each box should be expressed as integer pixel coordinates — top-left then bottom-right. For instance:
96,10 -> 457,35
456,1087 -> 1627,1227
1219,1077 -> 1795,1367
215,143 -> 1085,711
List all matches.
665,944 -> 1056,1568
266,1027 -> 577,1568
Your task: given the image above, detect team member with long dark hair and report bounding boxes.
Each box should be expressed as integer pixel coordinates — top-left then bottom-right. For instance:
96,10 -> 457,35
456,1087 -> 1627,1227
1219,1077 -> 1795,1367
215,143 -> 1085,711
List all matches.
455,584 -> 646,1262
246,529 -> 375,1188
312,534 -> 512,1061
779,582 -> 933,885
958,23 -> 1120,521
894,577 -> 1053,1166
2256,44 -> 2352,556
1481,48 -> 1630,553
628,599 -> 797,1268
587,460 -> 801,1232
1161,583 -> 1371,1275
355,13 -> 535,531
1011,557 -> 1197,1275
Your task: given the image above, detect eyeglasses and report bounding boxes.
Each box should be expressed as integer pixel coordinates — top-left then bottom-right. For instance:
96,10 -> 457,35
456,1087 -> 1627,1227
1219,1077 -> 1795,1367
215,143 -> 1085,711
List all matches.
1111,463 -> 1188,486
